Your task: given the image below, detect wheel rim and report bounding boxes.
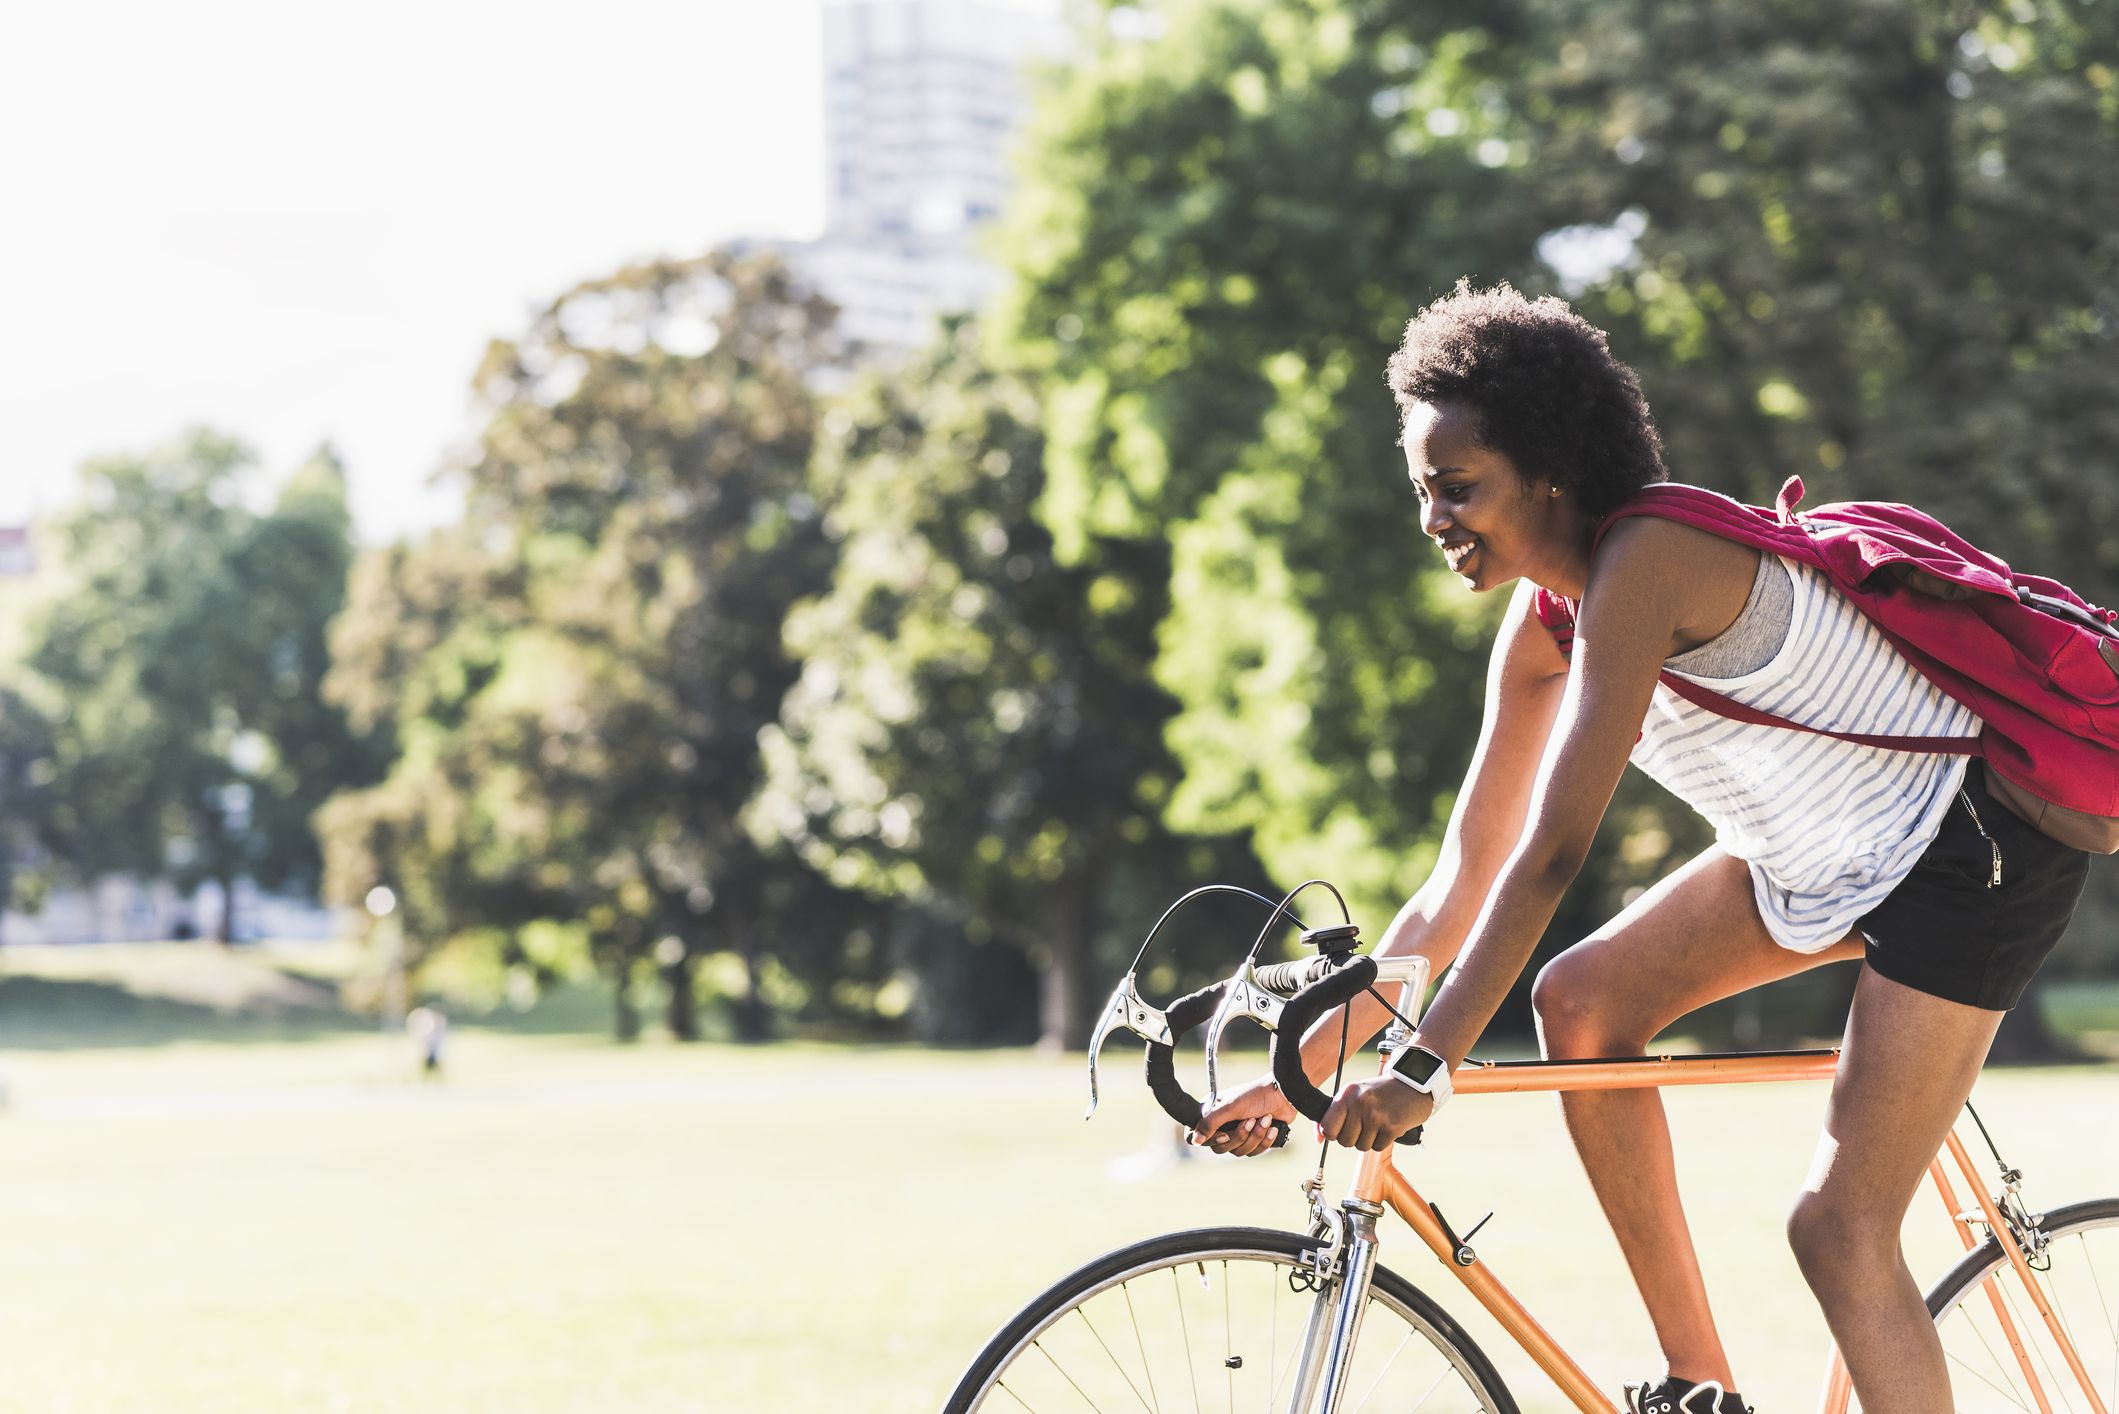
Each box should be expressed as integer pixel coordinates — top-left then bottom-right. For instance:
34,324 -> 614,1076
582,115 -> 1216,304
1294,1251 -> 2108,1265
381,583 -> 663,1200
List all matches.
1885,1205 -> 2119,1413
965,1239 -> 1507,1412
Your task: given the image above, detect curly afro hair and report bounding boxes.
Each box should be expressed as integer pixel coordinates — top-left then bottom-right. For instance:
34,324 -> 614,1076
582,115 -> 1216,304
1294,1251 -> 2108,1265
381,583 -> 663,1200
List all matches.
1385,281 -> 1666,518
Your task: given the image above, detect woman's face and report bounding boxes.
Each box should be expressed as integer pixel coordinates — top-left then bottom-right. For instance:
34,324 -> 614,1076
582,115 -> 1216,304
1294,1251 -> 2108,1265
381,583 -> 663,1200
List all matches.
1402,400 -> 1594,596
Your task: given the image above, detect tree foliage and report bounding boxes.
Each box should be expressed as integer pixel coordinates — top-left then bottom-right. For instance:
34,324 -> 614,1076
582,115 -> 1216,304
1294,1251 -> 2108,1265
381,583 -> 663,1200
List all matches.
1520,0 -> 2119,1037
1531,0 -> 2119,594
756,321 -> 1269,1047
998,0 -> 1698,945
320,251 -> 868,1039
287,0 -> 2119,1050
996,0 -> 2118,1041
0,687 -> 59,936
27,433 -> 375,940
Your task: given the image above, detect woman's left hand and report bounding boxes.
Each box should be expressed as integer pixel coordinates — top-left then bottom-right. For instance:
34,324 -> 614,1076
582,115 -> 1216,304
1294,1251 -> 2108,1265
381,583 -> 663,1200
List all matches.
1320,1074 -> 1433,1151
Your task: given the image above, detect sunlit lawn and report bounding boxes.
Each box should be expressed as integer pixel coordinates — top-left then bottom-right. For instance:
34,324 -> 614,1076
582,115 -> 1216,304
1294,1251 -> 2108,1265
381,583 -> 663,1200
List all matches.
2,952 -> 2117,1411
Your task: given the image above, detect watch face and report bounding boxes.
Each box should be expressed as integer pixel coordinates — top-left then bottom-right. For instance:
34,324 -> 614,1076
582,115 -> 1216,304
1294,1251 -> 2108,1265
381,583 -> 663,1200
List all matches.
1391,1046 -> 1445,1086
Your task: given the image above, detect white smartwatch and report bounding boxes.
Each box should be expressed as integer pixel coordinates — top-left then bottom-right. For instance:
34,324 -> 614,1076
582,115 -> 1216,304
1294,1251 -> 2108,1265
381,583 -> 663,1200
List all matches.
1385,1042 -> 1453,1115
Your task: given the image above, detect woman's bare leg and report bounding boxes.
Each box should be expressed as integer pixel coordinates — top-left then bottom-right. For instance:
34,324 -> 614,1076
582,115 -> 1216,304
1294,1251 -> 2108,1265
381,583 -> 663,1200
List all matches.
1787,967 -> 2001,1412
1531,847 -> 1863,1389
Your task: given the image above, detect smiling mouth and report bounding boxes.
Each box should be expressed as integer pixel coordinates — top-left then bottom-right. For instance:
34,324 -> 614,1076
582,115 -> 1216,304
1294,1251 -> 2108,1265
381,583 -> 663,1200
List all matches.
1440,540 -> 1479,571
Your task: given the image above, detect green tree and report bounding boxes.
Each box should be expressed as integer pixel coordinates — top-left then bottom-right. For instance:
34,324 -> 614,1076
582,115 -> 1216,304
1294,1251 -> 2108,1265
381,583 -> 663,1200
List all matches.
321,251 -> 861,1040
1002,0 -> 2117,1044
317,531 -> 577,1011
0,687 -> 59,938
1529,0 -> 2119,590
756,320 -> 1271,1050
1522,0 -> 2119,1051
997,0 -> 1694,955
29,432 -> 375,940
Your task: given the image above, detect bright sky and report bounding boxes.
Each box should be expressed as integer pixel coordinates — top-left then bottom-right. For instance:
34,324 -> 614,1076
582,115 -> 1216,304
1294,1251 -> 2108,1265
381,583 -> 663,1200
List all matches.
0,1 -> 894,542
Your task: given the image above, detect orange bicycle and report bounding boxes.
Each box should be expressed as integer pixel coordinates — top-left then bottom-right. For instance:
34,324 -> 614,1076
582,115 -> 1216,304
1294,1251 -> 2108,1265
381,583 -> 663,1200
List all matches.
944,884 -> 2119,1413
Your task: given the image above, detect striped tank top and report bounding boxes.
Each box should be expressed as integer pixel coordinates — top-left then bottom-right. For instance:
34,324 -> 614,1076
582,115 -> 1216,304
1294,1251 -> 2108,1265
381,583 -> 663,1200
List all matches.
1628,553 -> 1980,953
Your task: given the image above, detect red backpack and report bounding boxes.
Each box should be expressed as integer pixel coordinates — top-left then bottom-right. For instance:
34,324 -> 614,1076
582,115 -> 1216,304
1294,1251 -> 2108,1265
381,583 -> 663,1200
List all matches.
1532,477 -> 2119,854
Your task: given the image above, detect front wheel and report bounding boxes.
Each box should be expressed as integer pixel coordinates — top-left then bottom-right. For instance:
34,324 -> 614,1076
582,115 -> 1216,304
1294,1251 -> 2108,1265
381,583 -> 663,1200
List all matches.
1902,1197 -> 2119,1413
943,1225 -> 1518,1413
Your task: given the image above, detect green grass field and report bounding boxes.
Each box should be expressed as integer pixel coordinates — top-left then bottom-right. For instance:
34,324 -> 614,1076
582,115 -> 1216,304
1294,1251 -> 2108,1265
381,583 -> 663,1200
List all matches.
2,946 -> 2117,1411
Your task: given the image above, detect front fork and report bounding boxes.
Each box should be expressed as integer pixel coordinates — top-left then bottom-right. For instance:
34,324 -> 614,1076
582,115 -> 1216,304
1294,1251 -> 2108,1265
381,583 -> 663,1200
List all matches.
1285,975 -> 1423,1413
1285,1199 -> 1386,1414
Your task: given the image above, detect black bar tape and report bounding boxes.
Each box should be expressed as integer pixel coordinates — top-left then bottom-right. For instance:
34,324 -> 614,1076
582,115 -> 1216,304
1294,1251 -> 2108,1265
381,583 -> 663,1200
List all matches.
1268,956 -> 1422,1146
1142,980 -> 1289,1149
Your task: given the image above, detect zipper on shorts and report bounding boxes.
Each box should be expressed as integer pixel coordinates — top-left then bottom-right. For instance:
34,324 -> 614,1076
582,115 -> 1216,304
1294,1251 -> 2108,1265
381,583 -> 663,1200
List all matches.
1958,787 -> 2003,888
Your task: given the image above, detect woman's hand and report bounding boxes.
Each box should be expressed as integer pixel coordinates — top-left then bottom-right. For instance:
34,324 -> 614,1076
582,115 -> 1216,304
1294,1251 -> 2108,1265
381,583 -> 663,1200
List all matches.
1190,1076 -> 1297,1157
1321,1074 -> 1433,1152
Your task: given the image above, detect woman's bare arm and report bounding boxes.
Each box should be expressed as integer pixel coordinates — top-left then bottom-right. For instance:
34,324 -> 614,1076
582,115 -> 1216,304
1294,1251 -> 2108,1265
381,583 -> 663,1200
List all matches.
1400,517 -> 1688,1068
1284,576 -> 1569,1083
1315,518 -> 1692,1149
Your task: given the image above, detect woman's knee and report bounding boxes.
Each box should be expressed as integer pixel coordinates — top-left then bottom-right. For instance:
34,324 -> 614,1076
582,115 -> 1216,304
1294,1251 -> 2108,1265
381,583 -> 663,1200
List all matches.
1787,1189 -> 1892,1286
1531,947 -> 1647,1056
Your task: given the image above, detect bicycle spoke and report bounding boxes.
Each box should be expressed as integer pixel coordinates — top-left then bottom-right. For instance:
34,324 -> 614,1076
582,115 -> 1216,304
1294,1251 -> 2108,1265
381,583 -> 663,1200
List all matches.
1073,1305 -> 1157,1412
1946,1342 -> 2036,1412
1862,1202 -> 2119,1414
1120,1281 -> 1163,1413
1960,1276 -> 2029,1412
1220,1263 -> 1237,1414
2034,1263 -> 2102,1414
1169,1266 -> 1201,1414
1402,1361 -> 1459,1413
2084,1234 -> 2119,1412
2031,1260 -> 2100,1414
950,1233 -> 1512,1414
2000,1263 -> 2068,1407
1266,1276 -> 1317,1414
1219,1262 -> 1232,1414
1997,1264 -> 2076,1412
1033,1335 -> 1104,1411
1346,1327 -> 1419,1413
1264,1266 -> 1279,1414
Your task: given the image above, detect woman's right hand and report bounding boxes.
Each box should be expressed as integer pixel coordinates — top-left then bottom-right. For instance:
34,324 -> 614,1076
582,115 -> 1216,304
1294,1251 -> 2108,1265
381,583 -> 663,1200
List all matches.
1190,1075 -> 1299,1157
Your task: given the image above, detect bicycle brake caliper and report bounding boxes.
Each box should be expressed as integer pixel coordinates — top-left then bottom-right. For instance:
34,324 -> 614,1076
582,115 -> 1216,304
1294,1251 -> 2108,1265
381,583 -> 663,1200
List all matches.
1295,1176 -> 1346,1292
1995,1168 -> 2052,1270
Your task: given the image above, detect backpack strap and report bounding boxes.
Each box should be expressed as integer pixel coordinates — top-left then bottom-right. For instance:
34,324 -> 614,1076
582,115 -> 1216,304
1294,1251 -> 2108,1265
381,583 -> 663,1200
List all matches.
1592,477 -> 1819,560
1531,586 -> 1576,657
1532,486 -> 1985,755
1655,672 -> 1984,756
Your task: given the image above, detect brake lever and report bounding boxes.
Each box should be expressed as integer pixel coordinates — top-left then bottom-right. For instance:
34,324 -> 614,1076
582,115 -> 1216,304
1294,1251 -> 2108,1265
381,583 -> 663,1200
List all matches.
1084,972 -> 1175,1119
1202,960 -> 1286,1112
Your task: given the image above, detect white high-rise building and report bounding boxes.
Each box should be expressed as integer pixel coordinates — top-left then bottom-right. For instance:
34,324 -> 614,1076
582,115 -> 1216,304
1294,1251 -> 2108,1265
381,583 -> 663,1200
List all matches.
792,0 -> 1069,352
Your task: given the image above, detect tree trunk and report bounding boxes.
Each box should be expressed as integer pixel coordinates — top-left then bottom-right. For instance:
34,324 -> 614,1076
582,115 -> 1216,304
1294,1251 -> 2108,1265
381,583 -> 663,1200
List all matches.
664,951 -> 700,1042
613,972 -> 642,1043
1986,973 -> 2078,1065
215,869 -> 238,945
1039,880 -> 1090,1053
732,907 -> 772,1043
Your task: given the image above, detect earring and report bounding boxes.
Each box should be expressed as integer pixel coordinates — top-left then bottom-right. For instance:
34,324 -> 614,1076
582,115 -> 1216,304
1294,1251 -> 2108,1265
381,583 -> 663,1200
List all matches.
1549,486 -> 1562,497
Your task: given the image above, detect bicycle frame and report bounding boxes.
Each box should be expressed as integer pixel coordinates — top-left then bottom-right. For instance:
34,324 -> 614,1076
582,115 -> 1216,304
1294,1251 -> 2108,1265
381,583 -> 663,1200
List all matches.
1317,1049 -> 2110,1414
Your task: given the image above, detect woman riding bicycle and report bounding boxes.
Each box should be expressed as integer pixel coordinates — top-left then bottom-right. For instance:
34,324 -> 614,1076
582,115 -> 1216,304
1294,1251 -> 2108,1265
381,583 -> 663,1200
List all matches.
1194,281 -> 2094,1414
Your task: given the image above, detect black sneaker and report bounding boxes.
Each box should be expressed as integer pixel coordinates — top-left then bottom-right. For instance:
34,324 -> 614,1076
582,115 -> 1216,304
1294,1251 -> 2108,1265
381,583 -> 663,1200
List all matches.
1623,1376 -> 1752,1414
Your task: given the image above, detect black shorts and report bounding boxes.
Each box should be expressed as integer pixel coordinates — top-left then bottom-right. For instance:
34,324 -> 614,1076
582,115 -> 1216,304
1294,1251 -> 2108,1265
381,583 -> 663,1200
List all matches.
1857,765 -> 2092,1011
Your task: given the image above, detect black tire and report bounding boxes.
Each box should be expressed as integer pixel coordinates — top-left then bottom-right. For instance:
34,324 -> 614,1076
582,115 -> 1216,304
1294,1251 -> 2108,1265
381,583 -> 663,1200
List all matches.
942,1225 -> 1518,1413
1878,1197 -> 2119,1413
